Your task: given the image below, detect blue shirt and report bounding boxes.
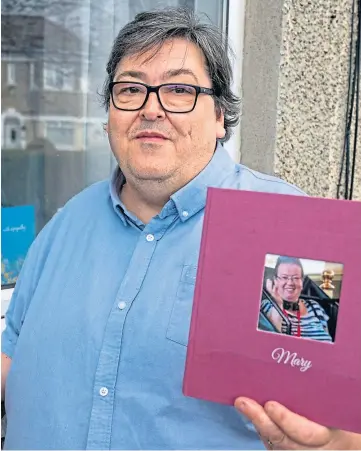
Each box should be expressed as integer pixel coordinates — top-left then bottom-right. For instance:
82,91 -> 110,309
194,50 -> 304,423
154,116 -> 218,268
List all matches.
2,144 -> 304,450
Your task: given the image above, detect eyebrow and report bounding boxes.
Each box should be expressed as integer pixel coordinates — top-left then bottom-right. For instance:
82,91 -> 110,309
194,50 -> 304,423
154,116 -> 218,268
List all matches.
114,68 -> 200,84
162,69 -> 199,84
114,71 -> 147,82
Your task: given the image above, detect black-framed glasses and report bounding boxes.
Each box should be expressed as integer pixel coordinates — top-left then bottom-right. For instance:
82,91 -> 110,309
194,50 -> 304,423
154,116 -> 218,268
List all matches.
109,81 -> 215,113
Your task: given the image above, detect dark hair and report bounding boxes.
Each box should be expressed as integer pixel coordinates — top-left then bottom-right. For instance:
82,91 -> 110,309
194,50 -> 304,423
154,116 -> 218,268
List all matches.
274,256 -> 304,279
100,7 -> 241,142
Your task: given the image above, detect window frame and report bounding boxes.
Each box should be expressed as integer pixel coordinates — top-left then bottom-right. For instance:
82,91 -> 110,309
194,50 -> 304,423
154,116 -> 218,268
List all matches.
223,0 -> 245,164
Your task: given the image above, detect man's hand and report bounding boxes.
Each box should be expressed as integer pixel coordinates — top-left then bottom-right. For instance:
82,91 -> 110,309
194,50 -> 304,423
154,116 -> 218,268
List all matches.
235,397 -> 361,450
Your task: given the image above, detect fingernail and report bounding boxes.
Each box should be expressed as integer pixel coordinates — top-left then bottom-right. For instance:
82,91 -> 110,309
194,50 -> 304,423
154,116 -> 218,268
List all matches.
235,400 -> 248,411
265,401 -> 276,412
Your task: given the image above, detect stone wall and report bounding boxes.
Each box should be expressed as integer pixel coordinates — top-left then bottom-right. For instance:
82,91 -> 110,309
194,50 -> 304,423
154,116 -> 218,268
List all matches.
240,0 -> 360,200
274,0 -> 361,199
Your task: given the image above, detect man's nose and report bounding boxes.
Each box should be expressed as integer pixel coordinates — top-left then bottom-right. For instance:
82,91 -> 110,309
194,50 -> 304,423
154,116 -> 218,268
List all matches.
140,93 -> 165,121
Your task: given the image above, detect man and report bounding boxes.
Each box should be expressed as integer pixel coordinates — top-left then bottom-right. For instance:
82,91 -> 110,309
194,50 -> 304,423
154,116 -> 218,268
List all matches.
2,7 -> 360,450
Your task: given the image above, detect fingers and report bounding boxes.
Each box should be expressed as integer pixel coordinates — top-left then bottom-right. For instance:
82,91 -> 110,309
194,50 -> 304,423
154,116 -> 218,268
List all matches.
266,279 -> 282,306
272,285 -> 283,307
235,398 -> 291,449
264,401 -> 332,447
273,284 -> 280,298
236,397 -> 346,450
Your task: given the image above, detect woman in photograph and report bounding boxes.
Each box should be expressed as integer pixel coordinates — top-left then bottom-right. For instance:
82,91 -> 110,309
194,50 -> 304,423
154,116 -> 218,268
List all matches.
261,256 -> 333,342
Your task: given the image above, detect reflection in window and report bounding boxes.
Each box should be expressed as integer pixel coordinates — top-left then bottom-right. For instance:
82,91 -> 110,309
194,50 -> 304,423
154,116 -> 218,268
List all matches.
30,62 -> 37,89
2,114 -> 23,149
6,62 -> 15,85
1,0 -> 227,287
46,121 -> 75,149
44,63 -> 75,91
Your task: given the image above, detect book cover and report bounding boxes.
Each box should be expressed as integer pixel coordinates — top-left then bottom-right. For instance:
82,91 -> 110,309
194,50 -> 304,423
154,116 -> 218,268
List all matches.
183,188 -> 361,434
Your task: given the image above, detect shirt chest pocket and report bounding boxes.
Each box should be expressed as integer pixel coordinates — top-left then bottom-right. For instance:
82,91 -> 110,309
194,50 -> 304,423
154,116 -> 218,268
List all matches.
166,265 -> 197,347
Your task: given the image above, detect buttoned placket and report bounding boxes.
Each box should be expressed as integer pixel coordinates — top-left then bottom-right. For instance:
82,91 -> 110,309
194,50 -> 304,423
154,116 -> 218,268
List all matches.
85,213 -> 178,450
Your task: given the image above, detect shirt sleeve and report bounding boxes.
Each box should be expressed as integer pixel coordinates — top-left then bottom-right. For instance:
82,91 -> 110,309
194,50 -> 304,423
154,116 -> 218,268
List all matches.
1,212 -> 60,358
316,302 -> 329,325
260,297 -> 273,315
308,300 -> 330,329
320,309 -> 330,328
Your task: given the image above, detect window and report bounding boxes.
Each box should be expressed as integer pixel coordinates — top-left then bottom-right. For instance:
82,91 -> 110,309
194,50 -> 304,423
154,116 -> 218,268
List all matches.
7,63 -> 16,85
45,121 -> 75,148
1,0 -> 234,298
44,63 -> 75,91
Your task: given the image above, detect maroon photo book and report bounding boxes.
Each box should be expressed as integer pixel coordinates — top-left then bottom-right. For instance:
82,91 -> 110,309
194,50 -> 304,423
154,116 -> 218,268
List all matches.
183,188 -> 361,434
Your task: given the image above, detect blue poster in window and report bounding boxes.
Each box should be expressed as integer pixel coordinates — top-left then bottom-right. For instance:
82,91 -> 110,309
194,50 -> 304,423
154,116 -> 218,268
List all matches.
1,205 -> 36,286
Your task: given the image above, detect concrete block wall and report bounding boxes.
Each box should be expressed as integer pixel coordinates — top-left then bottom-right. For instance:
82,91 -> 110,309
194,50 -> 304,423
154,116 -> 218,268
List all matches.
240,0 -> 360,200
275,0 -> 360,199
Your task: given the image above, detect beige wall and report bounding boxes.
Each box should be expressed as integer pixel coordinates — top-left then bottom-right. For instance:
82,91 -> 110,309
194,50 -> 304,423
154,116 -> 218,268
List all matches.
274,0 -> 361,200
240,0 -> 360,200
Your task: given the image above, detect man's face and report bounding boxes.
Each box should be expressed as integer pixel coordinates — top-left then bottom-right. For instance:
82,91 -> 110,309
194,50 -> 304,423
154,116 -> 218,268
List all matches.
106,38 -> 225,188
274,263 -> 303,302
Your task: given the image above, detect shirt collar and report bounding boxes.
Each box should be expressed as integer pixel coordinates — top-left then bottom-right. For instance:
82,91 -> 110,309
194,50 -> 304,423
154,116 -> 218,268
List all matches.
109,142 -> 236,223
109,169 -> 142,227
170,142 -> 236,221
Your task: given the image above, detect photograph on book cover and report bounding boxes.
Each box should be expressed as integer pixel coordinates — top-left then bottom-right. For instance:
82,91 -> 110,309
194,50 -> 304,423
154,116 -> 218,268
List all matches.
258,254 -> 343,343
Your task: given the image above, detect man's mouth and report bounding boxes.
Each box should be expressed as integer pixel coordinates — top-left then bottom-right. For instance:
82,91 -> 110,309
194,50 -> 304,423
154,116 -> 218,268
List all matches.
135,131 -> 168,141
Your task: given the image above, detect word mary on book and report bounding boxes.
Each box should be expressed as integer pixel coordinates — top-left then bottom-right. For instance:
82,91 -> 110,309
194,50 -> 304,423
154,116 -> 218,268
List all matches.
271,347 -> 312,372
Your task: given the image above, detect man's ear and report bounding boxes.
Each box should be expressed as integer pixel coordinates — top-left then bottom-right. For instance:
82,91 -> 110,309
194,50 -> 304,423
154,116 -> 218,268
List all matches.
215,108 -> 225,140
103,123 -> 108,134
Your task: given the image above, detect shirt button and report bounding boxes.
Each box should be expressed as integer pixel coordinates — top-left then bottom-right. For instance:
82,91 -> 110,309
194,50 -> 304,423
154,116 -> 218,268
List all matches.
99,387 -> 108,397
118,301 -> 126,310
146,234 -> 154,242
182,211 -> 189,218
